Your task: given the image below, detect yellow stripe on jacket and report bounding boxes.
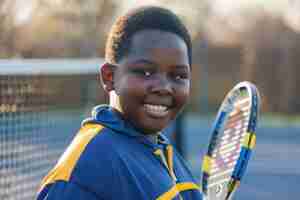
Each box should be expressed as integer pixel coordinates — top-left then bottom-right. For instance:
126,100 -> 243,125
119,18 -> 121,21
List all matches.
38,124 -> 104,192
156,182 -> 200,200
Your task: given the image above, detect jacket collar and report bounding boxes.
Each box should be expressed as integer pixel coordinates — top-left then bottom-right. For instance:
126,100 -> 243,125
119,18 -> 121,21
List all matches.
82,105 -> 171,149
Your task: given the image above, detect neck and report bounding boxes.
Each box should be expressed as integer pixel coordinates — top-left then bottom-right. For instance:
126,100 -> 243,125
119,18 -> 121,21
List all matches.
109,90 -> 122,112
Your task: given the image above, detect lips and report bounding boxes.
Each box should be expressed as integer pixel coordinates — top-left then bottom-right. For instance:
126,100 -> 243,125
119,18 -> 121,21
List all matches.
143,104 -> 170,118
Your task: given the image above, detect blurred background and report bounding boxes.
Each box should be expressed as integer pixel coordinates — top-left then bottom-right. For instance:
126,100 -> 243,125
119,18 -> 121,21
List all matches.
0,0 -> 300,199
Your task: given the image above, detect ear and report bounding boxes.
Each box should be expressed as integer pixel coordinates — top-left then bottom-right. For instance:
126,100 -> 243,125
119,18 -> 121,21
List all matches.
100,63 -> 115,92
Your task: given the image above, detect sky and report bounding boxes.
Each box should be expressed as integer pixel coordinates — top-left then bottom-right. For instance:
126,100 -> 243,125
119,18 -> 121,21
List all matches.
11,0 -> 300,32
14,0 -> 35,25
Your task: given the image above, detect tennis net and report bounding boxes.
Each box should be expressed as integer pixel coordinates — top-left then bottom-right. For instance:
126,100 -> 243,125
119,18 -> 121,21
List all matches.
0,59 -> 104,199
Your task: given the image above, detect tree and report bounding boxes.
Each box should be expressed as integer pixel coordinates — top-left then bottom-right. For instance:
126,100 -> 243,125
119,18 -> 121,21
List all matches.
0,0 -> 17,57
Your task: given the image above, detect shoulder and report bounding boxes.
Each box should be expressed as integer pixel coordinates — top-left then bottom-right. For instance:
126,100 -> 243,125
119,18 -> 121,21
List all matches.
60,123 -> 117,168
39,124 -> 122,191
37,181 -> 100,200
39,123 -> 131,198
74,124 -> 122,170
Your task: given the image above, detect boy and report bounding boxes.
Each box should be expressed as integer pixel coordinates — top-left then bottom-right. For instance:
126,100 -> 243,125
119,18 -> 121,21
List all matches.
37,6 -> 203,200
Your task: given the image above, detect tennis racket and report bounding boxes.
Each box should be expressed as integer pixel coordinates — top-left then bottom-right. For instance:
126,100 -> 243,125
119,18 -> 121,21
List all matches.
201,81 -> 260,200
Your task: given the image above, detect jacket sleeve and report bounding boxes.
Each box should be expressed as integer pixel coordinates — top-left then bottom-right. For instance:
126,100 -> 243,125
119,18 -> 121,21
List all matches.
37,180 -> 103,200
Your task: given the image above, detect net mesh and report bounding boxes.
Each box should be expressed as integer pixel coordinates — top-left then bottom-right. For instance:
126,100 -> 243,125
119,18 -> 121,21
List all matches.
0,59 -> 104,199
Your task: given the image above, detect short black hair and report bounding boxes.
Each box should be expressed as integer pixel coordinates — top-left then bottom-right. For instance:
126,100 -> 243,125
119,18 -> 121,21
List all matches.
105,6 -> 192,65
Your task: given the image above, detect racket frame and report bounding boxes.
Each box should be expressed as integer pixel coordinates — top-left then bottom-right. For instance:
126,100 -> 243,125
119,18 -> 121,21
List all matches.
201,81 -> 260,200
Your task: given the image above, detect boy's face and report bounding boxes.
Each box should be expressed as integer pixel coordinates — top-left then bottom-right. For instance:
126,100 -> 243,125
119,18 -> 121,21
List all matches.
111,30 -> 190,134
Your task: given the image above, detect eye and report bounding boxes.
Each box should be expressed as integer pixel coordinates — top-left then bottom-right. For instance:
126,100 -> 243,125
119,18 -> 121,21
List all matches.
175,75 -> 183,80
173,72 -> 189,81
131,68 -> 153,77
144,71 -> 151,77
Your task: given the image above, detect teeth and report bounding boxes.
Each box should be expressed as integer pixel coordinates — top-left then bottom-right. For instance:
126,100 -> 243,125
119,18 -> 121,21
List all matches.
144,104 -> 168,117
144,104 -> 167,112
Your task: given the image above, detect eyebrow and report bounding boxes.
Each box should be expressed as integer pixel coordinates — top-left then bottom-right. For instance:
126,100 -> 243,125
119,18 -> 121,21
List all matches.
130,59 -> 157,67
130,59 -> 189,70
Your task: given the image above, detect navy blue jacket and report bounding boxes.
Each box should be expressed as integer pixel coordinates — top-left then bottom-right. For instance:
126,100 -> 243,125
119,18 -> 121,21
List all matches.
37,105 -> 202,200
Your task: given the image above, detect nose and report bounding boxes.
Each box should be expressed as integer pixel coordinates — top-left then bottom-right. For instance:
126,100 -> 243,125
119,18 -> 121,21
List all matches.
151,74 -> 173,95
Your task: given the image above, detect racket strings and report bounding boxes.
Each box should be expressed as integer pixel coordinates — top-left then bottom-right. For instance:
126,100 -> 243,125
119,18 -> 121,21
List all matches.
210,97 -> 251,177
202,84 -> 260,200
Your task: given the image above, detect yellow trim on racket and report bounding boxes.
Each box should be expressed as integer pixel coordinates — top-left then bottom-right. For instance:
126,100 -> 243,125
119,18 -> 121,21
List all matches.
202,155 -> 212,174
228,180 -> 240,192
242,132 -> 256,149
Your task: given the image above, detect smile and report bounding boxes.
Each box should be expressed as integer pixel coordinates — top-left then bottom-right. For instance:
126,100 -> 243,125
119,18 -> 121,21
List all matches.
144,104 -> 170,117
